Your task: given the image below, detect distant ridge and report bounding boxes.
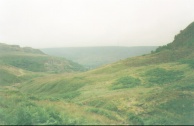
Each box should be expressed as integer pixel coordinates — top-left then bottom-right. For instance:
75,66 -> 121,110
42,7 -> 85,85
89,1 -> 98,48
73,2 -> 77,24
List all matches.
0,43 -> 44,54
41,46 -> 158,69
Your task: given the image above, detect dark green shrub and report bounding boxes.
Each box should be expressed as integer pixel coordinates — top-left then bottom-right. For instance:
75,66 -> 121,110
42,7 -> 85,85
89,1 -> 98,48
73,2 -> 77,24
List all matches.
127,112 -> 144,125
145,116 -> 174,125
158,97 -> 194,125
179,58 -> 194,69
16,106 -> 64,125
145,68 -> 184,85
160,97 -> 194,115
16,107 -> 32,125
1,102 -> 64,125
167,78 -> 194,91
111,76 -> 141,90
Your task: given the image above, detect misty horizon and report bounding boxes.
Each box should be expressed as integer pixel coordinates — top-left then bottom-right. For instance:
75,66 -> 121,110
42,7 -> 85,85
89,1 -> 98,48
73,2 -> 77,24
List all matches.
0,0 -> 194,48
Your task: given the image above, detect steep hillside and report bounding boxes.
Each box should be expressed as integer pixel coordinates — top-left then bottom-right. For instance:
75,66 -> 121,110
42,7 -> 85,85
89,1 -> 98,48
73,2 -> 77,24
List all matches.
1,21 -> 194,125
0,43 -> 86,73
41,46 -> 158,68
155,21 -> 194,52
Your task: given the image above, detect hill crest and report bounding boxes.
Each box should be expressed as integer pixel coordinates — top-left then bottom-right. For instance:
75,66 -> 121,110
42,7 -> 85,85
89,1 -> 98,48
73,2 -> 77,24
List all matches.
155,21 -> 194,52
0,43 -> 86,73
0,43 -> 44,54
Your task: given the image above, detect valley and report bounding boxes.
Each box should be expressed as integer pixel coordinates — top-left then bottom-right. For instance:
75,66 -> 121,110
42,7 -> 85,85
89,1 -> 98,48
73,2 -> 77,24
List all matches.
0,22 -> 194,125
41,46 -> 158,69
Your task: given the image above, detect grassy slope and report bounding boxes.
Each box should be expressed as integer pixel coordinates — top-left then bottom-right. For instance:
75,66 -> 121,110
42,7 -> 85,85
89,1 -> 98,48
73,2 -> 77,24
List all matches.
1,61 -> 194,124
18,52 -> 194,125
0,64 -> 46,86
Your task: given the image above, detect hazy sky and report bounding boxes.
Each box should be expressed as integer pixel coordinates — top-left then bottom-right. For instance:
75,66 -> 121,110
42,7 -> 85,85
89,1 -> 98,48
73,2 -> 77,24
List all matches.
0,0 -> 194,48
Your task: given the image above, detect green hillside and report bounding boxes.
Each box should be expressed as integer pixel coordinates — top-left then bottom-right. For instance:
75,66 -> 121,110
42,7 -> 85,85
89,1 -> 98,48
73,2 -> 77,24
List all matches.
0,43 -> 86,73
155,21 -> 194,52
41,46 -> 158,69
1,21 -> 194,125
